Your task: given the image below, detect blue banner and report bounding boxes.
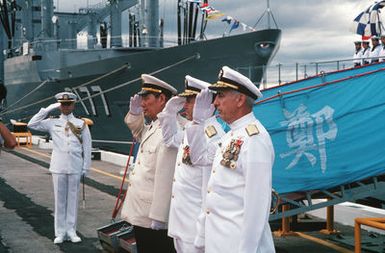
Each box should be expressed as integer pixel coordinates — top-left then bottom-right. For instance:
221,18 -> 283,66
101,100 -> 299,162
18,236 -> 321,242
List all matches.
254,66 -> 385,194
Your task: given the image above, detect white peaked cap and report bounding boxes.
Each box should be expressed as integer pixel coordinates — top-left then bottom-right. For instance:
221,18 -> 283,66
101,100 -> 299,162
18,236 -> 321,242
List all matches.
55,92 -> 77,102
178,75 -> 211,97
209,66 -> 262,99
138,74 -> 177,96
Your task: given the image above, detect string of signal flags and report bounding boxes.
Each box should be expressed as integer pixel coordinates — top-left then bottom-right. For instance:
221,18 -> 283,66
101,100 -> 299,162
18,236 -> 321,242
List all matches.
186,0 -> 256,32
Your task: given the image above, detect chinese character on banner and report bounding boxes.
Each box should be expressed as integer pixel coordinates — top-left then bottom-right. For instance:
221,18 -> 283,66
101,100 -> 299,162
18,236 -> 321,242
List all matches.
279,104 -> 338,173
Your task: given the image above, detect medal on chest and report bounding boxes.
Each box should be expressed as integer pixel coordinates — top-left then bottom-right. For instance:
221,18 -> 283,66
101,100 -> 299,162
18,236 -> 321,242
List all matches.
182,145 -> 192,165
220,138 -> 243,170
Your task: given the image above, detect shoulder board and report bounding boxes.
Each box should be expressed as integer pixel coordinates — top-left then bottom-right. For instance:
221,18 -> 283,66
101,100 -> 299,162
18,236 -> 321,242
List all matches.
245,124 -> 259,136
205,125 -> 217,138
49,115 -> 60,119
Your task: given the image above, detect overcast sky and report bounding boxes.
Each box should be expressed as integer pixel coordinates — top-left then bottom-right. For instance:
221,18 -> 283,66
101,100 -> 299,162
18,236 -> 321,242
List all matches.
56,0 -> 377,75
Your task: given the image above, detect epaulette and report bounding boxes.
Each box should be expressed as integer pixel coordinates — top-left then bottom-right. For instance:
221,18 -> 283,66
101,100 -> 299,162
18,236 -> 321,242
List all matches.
205,125 -> 217,138
245,124 -> 259,136
49,115 -> 60,119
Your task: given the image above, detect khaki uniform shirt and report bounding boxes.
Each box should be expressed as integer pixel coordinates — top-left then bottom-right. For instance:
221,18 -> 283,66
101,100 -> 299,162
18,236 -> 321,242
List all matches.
121,112 -> 178,228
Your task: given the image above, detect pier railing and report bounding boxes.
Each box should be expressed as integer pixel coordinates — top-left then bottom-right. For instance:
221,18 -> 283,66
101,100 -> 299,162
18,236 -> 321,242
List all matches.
243,56 -> 385,90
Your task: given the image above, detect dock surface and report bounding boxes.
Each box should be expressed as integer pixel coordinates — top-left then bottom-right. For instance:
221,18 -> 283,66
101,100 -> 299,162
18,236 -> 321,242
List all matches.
0,146 -> 373,252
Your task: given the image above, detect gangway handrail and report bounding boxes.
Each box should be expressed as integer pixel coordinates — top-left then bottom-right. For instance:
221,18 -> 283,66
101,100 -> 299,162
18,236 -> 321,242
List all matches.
269,174 -> 385,221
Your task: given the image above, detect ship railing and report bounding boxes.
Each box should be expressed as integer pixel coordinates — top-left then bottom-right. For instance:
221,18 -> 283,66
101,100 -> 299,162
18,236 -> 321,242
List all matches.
242,56 -> 385,90
79,0 -> 109,13
6,34 -> 182,57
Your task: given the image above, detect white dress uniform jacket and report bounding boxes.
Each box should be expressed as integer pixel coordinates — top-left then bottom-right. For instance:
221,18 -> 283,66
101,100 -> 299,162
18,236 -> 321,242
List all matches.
27,108 -> 92,174
353,48 -> 363,66
362,47 -> 371,64
121,112 -> 178,228
369,44 -> 381,63
379,46 -> 385,62
197,113 -> 275,253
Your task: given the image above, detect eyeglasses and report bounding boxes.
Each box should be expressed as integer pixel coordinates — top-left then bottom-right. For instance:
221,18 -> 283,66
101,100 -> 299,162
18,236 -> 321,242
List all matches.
60,102 -> 74,106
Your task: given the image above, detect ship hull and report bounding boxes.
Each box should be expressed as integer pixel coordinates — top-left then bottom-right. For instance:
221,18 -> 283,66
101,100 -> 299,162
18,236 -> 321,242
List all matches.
3,29 -> 281,153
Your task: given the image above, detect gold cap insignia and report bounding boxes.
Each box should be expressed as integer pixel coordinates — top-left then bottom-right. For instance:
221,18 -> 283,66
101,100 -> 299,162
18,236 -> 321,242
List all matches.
205,125 -> 217,138
246,124 -> 259,136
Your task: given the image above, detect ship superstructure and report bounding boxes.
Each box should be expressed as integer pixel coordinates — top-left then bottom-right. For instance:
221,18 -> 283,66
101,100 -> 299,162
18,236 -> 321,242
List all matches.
0,0 -> 281,152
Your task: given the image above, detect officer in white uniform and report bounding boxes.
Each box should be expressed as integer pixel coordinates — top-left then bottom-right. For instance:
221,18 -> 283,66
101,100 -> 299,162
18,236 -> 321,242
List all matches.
186,88 -> 228,251
195,66 -> 275,253
379,34 -> 385,62
353,41 -> 363,67
361,40 -> 371,65
158,76 -> 224,253
27,92 -> 92,244
369,36 -> 381,63
120,74 -> 178,253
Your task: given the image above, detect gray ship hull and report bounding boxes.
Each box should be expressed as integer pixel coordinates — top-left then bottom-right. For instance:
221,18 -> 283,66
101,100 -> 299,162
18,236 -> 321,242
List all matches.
2,29 -> 281,153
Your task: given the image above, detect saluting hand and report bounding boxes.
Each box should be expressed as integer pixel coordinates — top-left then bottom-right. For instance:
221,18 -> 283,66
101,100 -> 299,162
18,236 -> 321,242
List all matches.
193,88 -> 215,124
129,94 -> 143,115
163,96 -> 185,115
46,102 -> 61,111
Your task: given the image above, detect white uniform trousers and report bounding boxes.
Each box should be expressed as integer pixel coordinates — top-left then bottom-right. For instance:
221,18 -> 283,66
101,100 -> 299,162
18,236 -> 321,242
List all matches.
52,173 -> 81,237
174,238 -> 204,253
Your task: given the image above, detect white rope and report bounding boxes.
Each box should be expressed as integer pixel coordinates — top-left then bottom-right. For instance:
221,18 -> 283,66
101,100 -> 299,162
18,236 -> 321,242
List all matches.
0,64 -> 128,117
1,80 -> 49,114
77,54 -> 198,103
0,54 -> 198,116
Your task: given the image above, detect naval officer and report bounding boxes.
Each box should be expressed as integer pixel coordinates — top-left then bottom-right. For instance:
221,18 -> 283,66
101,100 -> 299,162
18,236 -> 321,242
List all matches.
121,74 -> 178,253
362,40 -> 371,65
353,41 -> 363,67
27,92 -> 92,244
379,34 -> 385,62
195,66 -> 275,253
158,76 -> 223,253
369,36 -> 381,63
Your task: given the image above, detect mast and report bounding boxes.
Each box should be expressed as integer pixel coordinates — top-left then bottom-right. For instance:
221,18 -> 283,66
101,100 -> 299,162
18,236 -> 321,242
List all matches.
188,1 -> 194,42
142,0 -> 159,47
110,0 -> 122,47
267,0 -> 271,29
41,0 -> 54,38
177,0 -> 182,45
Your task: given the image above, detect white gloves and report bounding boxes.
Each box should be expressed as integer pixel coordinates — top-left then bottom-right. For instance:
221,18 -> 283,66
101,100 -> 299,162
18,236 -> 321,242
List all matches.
46,102 -> 61,111
163,96 -> 185,115
81,169 -> 87,176
193,88 -> 215,124
129,94 -> 143,115
150,220 -> 166,230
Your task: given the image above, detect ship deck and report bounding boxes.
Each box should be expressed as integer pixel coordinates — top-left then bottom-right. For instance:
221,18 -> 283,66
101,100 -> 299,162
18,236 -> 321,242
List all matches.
0,144 -> 380,253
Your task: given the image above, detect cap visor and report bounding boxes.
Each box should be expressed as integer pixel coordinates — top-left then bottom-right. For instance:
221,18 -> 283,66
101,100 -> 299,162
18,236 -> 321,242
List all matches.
137,89 -> 150,96
178,91 -> 198,97
58,99 -> 75,103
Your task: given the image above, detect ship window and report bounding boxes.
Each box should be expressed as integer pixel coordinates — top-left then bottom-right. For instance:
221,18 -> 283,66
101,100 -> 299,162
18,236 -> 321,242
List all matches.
32,55 -> 42,61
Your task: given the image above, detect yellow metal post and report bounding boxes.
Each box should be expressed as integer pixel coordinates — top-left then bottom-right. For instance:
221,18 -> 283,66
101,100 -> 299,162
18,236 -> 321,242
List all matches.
273,204 -> 296,237
320,204 -> 338,235
354,220 -> 361,253
354,217 -> 385,253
